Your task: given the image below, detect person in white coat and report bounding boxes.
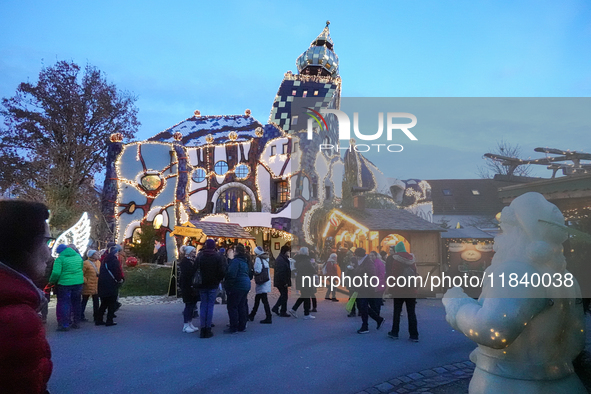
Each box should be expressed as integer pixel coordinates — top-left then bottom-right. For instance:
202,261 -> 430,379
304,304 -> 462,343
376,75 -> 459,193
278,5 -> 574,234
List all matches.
248,246 -> 272,324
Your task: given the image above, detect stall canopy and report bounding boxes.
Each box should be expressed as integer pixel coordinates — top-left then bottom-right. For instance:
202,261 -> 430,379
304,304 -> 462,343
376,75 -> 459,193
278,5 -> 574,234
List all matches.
441,227 -> 494,239
189,220 -> 255,239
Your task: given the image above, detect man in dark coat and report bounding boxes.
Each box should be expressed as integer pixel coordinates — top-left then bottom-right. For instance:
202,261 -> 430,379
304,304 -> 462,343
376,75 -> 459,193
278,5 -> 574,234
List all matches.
271,245 -> 291,317
224,244 -> 252,333
195,239 -> 226,338
351,248 -> 384,334
386,242 -> 419,341
96,245 -> 124,326
289,247 -> 317,319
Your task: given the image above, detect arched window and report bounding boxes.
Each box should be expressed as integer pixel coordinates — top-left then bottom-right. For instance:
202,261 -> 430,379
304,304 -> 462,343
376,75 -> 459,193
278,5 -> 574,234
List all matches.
215,188 -> 253,213
214,161 -> 228,175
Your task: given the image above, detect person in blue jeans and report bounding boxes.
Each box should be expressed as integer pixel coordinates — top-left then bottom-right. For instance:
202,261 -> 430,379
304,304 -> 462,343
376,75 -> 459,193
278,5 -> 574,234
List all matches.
48,244 -> 84,331
194,239 -> 226,338
224,244 -> 252,333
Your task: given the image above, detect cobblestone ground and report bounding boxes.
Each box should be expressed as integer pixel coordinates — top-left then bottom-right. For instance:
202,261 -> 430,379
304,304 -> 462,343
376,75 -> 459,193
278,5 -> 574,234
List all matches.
355,361 -> 473,394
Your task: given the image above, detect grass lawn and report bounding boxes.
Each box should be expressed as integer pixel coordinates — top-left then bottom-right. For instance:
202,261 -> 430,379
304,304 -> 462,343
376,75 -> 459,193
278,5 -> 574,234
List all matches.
119,264 -> 172,297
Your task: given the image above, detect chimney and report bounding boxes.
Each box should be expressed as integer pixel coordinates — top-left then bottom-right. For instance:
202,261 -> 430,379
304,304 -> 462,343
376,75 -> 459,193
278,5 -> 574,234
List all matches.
353,195 -> 366,210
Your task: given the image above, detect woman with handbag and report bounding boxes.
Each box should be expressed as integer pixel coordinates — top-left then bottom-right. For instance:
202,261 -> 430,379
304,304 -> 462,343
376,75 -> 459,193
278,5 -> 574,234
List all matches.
248,246 -> 272,324
96,245 -> 124,326
179,246 -> 199,333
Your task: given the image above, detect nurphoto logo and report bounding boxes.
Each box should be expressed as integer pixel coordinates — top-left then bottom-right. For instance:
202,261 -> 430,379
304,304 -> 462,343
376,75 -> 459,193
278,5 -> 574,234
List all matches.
305,108 -> 418,153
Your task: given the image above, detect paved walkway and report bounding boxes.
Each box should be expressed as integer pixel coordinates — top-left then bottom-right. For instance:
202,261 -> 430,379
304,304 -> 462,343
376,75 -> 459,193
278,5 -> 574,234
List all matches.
46,293 -> 476,394
45,293 -> 591,394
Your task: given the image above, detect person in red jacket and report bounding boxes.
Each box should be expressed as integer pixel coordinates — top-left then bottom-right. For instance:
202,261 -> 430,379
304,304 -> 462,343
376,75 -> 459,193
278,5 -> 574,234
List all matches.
0,200 -> 53,393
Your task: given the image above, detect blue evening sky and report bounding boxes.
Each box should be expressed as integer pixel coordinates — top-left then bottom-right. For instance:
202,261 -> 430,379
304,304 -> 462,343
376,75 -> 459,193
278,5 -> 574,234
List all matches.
1,0 -> 590,180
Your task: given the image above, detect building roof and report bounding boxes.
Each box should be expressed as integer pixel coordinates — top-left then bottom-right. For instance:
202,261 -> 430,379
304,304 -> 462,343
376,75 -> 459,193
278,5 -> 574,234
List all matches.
148,115 -> 272,146
441,227 -> 494,239
345,208 -> 444,232
189,220 -> 255,239
497,173 -> 591,201
427,179 -> 521,216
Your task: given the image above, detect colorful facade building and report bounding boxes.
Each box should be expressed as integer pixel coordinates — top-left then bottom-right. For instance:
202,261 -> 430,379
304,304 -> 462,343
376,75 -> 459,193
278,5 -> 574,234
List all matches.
102,23 -> 434,262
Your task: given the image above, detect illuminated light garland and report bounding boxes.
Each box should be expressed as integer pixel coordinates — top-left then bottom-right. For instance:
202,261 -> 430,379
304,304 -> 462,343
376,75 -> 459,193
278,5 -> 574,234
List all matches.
243,226 -> 294,241
194,110 -> 201,116
113,141 -> 179,242
563,206 -> 591,220
52,212 -> 91,258
200,213 -> 231,223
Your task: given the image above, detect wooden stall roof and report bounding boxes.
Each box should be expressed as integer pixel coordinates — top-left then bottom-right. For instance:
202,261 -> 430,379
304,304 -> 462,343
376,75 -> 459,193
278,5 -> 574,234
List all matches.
441,227 -> 494,239
189,220 -> 255,239
345,208 -> 444,232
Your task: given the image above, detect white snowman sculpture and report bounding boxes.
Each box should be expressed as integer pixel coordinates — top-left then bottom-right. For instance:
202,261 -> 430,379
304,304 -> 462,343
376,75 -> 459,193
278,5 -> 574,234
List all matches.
443,192 -> 586,394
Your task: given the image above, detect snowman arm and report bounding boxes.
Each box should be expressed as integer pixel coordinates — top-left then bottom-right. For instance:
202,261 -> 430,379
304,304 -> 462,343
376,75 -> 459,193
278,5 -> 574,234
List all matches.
455,297 -> 548,349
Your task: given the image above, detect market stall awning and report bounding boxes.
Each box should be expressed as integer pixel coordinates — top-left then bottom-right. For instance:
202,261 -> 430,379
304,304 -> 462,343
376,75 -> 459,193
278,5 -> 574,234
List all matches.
441,227 -> 494,239
189,220 -> 255,239
345,208 -> 445,232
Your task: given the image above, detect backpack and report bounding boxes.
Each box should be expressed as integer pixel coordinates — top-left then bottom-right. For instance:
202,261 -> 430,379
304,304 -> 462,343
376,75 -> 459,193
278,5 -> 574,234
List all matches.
254,257 -> 270,285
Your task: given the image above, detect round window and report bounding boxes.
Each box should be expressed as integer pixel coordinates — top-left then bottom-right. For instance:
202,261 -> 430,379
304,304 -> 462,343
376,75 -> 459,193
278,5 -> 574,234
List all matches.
214,161 -> 229,175
235,164 -> 250,179
192,168 -> 206,183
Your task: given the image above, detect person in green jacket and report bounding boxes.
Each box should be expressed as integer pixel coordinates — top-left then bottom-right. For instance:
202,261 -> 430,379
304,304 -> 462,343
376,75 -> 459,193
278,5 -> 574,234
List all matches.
49,244 -> 84,331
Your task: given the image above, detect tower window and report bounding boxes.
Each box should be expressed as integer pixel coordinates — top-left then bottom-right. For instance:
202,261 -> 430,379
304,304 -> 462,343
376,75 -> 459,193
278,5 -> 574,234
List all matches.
302,90 -> 308,98
442,189 -> 452,196
291,90 -> 297,96
314,90 -> 319,96
292,115 -> 298,125
270,145 -> 276,156
471,189 -> 480,195
326,63 -> 331,69
293,142 -> 299,152
282,143 -> 289,154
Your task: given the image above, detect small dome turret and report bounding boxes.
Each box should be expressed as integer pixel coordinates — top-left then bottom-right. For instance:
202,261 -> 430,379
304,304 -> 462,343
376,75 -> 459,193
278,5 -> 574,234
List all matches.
296,21 -> 339,78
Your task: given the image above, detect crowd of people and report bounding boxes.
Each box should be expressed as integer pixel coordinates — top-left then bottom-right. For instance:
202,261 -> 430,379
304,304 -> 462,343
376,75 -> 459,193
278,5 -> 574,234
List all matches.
0,199 -> 421,393
176,237 -> 421,342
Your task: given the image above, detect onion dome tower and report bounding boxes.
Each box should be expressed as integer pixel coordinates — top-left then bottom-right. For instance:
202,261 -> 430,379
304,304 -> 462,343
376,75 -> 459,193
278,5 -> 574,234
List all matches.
269,21 -> 342,133
296,21 -> 339,78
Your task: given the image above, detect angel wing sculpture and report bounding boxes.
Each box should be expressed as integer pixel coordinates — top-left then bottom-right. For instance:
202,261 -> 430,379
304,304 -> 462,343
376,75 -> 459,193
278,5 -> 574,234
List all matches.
51,212 -> 91,257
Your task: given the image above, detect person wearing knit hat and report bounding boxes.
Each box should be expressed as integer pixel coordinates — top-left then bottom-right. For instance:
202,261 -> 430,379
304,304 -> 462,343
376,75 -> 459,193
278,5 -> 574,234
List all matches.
249,245 -> 272,324
96,242 -> 124,327
81,249 -> 101,322
323,253 -> 339,302
179,246 -> 199,333
385,241 -> 419,341
49,243 -> 84,330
